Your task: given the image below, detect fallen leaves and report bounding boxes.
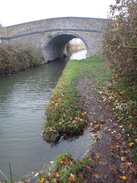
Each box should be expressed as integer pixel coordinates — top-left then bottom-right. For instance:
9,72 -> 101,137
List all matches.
43,53 -> 137,183
94,173 -> 102,179
94,124 -> 100,130
120,162 -> 132,169
39,178 -> 45,183
121,157 -> 126,162
99,161 -> 107,165
40,153 -> 93,183
128,142 -> 134,147
86,91 -> 137,183
58,121 -> 62,125
120,175 -> 128,180
55,172 -> 59,177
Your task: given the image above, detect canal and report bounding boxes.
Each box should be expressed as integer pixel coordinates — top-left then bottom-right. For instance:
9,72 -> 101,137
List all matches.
0,50 -> 93,179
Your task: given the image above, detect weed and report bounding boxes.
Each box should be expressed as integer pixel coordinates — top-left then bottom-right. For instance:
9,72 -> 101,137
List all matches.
48,34 -> 52,38
44,55 -> 110,136
41,152 -> 92,182
0,161 -> 27,183
59,167 -> 71,182
55,152 -> 72,170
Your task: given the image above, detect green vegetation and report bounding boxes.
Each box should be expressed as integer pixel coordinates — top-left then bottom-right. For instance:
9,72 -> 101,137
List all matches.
48,34 -> 52,38
102,0 -> 137,102
39,152 -> 92,183
0,55 -> 109,183
0,162 -> 13,183
1,1 -> 137,181
55,152 -> 72,170
0,161 -> 27,183
0,44 -> 43,77
44,55 -> 110,136
102,0 -> 137,85
102,0 -> 137,162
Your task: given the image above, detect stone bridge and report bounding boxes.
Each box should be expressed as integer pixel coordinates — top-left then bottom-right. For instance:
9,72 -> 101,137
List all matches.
0,17 -> 109,62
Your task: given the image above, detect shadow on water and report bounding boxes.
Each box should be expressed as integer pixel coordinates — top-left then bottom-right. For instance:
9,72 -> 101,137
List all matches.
43,131 -> 93,149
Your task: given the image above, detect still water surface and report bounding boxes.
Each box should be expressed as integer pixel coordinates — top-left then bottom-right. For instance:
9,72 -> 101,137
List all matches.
70,50 -> 87,60
0,51 -> 92,178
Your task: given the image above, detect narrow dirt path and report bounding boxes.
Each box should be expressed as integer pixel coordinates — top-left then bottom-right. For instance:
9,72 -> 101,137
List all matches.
77,77 -> 137,183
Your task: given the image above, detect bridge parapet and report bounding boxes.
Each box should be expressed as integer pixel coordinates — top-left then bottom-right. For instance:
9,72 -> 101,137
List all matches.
1,17 -> 109,38
0,17 -> 109,62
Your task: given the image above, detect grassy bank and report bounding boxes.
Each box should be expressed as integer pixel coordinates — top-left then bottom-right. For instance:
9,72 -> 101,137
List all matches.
42,55 -> 137,182
0,44 -> 43,77
1,55 -> 136,182
44,55 -> 110,136
39,152 -> 92,183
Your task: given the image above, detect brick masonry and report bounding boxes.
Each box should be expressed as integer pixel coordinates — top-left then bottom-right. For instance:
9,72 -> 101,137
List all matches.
0,17 -> 109,62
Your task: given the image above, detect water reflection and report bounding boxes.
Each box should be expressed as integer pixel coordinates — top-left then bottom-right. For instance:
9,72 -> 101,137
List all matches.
43,132 -> 92,149
0,52 -> 92,180
70,50 -> 87,60
0,58 -> 68,179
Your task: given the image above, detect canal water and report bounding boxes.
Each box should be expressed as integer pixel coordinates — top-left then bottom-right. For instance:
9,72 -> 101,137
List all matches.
0,50 -> 92,179
70,50 -> 87,60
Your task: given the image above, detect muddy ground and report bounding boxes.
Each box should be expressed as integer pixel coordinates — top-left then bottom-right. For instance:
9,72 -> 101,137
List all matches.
76,77 -> 137,183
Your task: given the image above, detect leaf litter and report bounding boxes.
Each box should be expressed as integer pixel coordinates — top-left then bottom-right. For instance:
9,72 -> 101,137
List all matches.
17,76 -> 137,183
13,64 -> 137,182
76,77 -> 137,183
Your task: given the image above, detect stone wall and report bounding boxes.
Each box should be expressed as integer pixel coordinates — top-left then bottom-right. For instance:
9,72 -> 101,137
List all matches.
0,17 -> 109,62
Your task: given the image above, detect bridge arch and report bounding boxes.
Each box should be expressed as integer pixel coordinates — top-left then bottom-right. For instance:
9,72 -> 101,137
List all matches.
0,17 -> 109,63
42,32 -> 90,62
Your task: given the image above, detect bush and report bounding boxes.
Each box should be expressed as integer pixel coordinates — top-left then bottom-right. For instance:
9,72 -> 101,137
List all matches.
0,44 -> 43,76
102,0 -> 137,162
102,0 -> 137,84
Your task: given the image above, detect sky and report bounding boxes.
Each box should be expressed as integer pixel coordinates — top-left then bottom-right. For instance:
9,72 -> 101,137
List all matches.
0,0 -> 116,27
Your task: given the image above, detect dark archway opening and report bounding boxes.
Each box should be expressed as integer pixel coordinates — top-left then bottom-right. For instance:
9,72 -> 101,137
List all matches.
42,32 -> 89,62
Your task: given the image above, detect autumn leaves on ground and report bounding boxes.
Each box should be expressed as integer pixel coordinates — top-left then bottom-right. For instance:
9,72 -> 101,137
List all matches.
0,0 -> 136,182
41,0 -> 137,182
41,52 -> 136,182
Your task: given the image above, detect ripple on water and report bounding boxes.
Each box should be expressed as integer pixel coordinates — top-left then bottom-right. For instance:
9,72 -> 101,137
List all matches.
0,54 -> 92,179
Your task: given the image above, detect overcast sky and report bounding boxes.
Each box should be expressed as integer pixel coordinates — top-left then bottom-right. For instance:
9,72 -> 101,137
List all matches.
0,0 -> 115,27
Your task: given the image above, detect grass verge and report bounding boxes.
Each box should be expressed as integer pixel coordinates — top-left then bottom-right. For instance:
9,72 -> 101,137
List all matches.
43,54 -> 137,182
39,153 -> 92,183
44,55 -> 110,136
